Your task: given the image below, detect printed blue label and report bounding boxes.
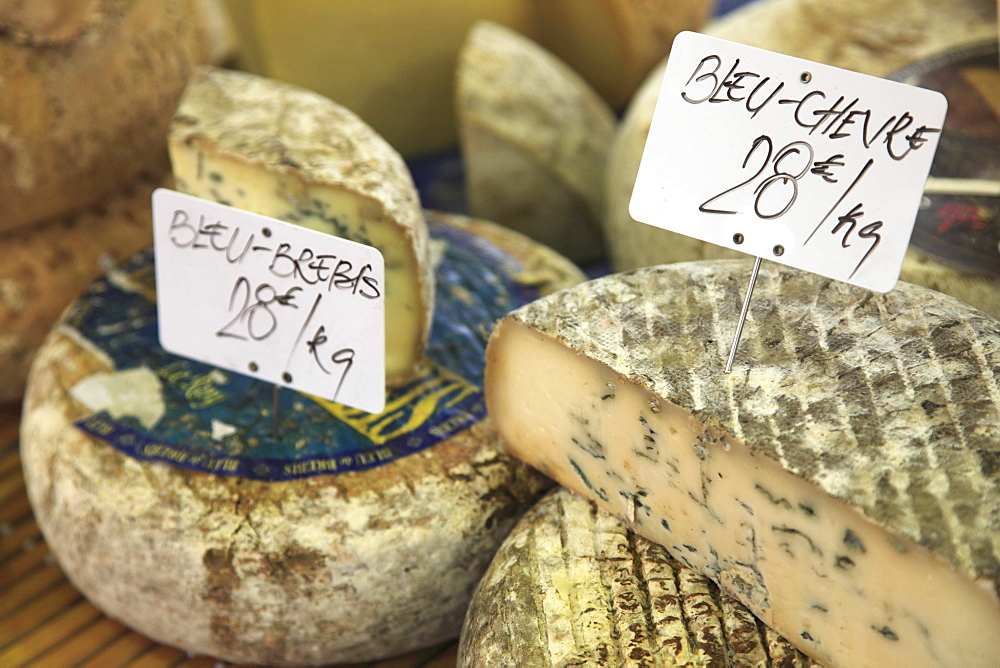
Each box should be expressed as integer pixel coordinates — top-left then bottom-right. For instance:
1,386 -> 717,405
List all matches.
72,216 -> 539,480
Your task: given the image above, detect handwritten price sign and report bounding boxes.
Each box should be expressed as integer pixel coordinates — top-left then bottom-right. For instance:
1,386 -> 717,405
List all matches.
152,189 -> 386,413
630,32 -> 947,292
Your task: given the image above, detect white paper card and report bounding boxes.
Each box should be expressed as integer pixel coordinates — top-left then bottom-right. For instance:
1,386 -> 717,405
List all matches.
629,31 -> 948,292
152,189 -> 386,413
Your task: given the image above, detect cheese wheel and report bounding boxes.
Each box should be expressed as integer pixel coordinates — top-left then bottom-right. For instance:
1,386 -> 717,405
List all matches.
603,0 -> 1000,317
21,211 -> 584,665
457,21 -> 614,264
0,171 -> 164,404
460,488 -> 819,667
529,0 -> 715,110
0,0 -> 230,232
220,0 -> 712,157
169,66 -> 434,387
485,260 -> 1000,667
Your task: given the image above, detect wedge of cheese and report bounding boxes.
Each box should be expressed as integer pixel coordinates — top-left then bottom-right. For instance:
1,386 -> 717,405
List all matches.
460,488 -> 819,667
21,211 -> 584,665
485,260 -> 1000,667
169,67 -> 433,387
0,0 -> 229,232
603,0 -> 1000,317
457,21 -> 614,264
0,170 -> 163,404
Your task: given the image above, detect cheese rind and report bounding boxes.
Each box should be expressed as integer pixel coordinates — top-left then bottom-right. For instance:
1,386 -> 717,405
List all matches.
457,21 -> 613,263
0,0 -> 229,231
459,488 -> 819,667
168,67 -> 434,387
21,212 -> 583,665
0,171 -> 162,403
485,260 -> 1000,666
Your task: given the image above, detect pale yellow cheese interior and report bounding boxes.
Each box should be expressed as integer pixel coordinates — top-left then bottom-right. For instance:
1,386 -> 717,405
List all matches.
170,145 -> 425,386
487,319 -> 1000,667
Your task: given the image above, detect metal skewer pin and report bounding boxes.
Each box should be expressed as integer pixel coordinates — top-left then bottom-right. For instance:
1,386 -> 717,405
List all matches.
725,256 -> 762,374
272,384 -> 281,440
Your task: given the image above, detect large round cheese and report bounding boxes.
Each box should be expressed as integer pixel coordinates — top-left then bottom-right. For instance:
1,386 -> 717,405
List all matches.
0,0 -> 229,232
460,488 -> 818,667
484,260 -> 1000,666
0,171 -> 163,404
20,211 -> 584,665
603,0 -> 1000,317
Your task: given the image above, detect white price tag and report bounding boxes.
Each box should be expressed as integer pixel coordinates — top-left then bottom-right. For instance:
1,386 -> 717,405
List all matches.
152,189 -> 386,414
630,31 -> 948,292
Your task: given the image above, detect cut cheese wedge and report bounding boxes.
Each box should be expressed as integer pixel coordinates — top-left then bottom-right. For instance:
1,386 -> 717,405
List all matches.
21,211 -> 583,665
168,66 -> 433,387
0,0 -> 229,231
485,260 -> 1000,667
457,21 -> 614,264
460,488 -> 819,667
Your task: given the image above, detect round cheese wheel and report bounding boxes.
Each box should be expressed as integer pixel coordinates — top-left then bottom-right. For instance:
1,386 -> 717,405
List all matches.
0,171 -> 164,404
459,488 -> 819,667
603,0 -> 1000,318
0,0 -> 230,232
20,211 -> 583,665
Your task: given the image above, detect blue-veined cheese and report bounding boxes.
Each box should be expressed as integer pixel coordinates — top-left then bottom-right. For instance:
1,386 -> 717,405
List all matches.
457,21 -> 614,264
20,211 -> 584,665
485,260 -> 1000,667
168,66 -> 433,387
460,488 -> 819,667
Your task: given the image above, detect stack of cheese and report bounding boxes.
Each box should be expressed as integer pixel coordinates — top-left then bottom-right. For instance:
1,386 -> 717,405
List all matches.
220,0 -> 715,157
0,0 -> 230,403
478,259 -> 1000,666
21,67 -> 586,665
604,0 -> 1000,318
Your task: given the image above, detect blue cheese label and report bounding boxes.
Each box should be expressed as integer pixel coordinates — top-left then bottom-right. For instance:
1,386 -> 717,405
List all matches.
71,216 -> 539,481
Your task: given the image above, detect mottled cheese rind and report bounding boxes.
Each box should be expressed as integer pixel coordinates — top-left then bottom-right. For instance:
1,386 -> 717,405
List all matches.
603,0 -> 1000,318
20,213 -> 583,665
485,260 -> 1000,666
457,21 -> 614,263
0,0 -> 229,231
0,171 -> 163,403
459,488 -> 819,667
168,66 -> 434,387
